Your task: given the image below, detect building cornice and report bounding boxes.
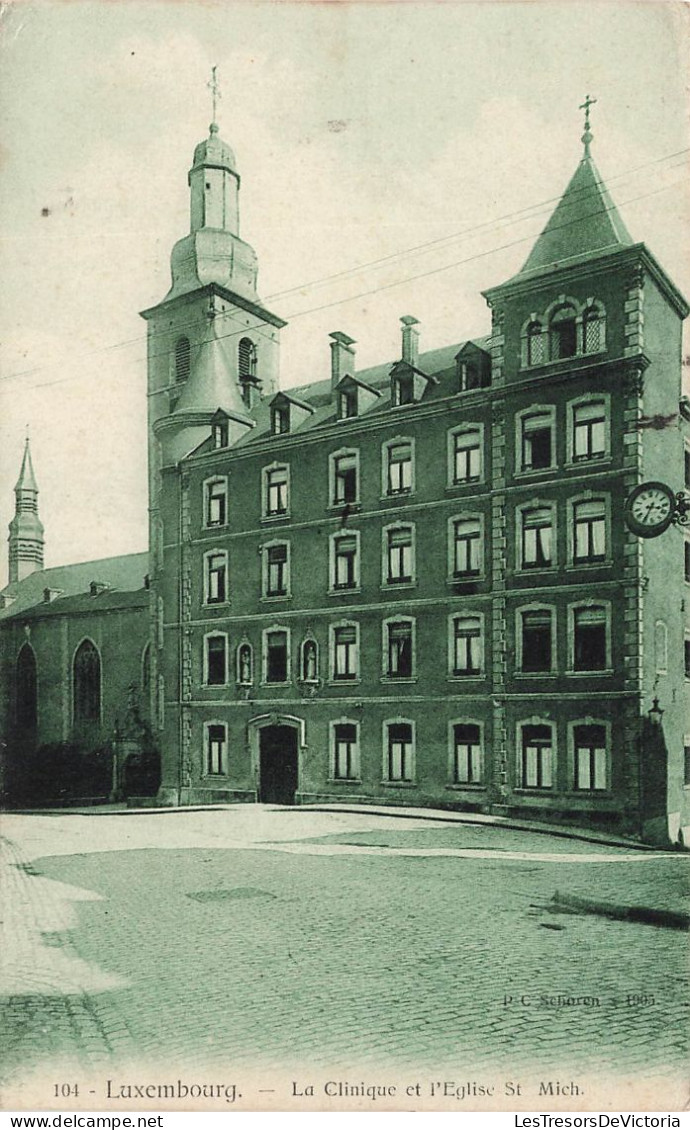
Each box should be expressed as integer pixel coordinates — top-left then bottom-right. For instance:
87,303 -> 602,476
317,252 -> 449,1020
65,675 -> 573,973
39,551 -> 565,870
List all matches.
139,281 -> 287,328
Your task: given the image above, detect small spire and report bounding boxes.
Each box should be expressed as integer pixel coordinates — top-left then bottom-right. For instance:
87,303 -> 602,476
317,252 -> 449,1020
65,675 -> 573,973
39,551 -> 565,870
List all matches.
207,65 -> 221,134
579,94 -> 597,158
16,433 -> 38,493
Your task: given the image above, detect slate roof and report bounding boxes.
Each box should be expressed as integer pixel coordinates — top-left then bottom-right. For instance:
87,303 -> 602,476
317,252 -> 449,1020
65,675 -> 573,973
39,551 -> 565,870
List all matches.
516,155 -> 634,279
215,336 -> 491,453
0,552 -> 148,620
3,587 -> 148,623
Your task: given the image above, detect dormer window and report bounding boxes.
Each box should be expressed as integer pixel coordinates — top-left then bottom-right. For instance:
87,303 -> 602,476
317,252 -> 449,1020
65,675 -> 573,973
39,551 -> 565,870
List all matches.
339,388 -> 358,419
175,336 -> 191,383
549,304 -> 577,359
212,420 -> 229,448
271,405 -> 290,435
392,373 -> 414,406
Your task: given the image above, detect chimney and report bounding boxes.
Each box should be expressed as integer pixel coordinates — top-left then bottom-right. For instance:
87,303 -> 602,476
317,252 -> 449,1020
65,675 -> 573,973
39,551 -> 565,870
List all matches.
400,316 -> 420,367
329,332 -> 356,390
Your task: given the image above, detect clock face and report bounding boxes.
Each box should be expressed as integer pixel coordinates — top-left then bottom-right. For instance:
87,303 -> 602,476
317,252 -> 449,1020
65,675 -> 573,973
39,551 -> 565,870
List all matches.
624,482 -> 676,538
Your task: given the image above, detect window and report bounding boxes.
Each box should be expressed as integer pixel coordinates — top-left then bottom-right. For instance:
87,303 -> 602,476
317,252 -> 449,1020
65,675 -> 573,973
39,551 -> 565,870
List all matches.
451,517 -> 482,578
16,643 -> 37,730
332,532 -> 359,591
685,446 -> 690,490
332,451 -> 358,506
451,615 -> 482,677
265,629 -> 289,684
385,619 -> 414,679
385,721 -> 414,782
204,478 -> 227,528
519,608 -> 554,673
520,506 -> 553,569
73,639 -> 101,724
384,439 -> 413,495
685,541 -> 690,583
520,410 -> 554,471
573,723 -> 607,791
519,723 -> 553,789
205,723 -> 227,776
573,500 -> 606,563
264,465 -> 289,517
300,638 -> 319,683
271,405 -> 289,435
582,306 -> 603,354
526,321 -> 546,366
385,525 -> 414,584
572,400 -> 607,461
332,623 -> 358,682
452,723 -> 482,785
265,542 -> 289,597
450,427 -> 482,485
392,374 -> 414,407
332,721 -> 359,780
212,419 -> 228,448
205,634 -> 227,686
549,304 -> 577,359
238,337 -> 257,378
685,743 -> 690,787
684,636 -> 690,680
572,605 -> 608,671
204,551 -> 227,604
174,336 -> 191,383
237,642 -> 253,685
339,388 -> 357,419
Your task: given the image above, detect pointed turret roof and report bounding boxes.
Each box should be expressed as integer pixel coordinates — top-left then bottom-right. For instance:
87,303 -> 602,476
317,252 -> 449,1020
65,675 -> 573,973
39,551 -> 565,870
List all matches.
173,316 -> 250,421
15,436 -> 38,493
518,152 -> 634,278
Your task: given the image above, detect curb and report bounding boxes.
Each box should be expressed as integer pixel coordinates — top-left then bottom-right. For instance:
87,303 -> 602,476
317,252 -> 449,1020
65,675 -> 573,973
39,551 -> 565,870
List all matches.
553,890 -> 690,931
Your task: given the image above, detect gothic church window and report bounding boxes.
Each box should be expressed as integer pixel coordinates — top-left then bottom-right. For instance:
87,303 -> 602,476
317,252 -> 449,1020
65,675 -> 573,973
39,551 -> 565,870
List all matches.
73,639 -> 101,724
16,643 -> 37,730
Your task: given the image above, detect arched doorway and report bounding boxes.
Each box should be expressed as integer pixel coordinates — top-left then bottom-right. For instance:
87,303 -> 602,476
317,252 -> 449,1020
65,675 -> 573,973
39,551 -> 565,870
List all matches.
249,716 -> 303,805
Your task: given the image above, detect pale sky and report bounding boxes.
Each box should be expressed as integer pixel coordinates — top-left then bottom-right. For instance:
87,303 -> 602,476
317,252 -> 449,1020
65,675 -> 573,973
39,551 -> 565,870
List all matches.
1,0 -> 689,576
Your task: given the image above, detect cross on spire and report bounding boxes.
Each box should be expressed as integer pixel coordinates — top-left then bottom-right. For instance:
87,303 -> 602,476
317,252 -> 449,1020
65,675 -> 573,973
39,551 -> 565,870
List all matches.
207,65 -> 221,127
579,94 -> 597,157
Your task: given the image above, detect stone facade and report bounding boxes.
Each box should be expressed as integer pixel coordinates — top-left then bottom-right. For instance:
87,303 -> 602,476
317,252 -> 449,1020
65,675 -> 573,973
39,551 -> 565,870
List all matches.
146,122 -> 689,844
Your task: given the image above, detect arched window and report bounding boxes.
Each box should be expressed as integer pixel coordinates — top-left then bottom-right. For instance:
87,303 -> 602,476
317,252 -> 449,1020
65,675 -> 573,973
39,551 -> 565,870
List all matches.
549,304 -> 577,360
175,337 -> 191,383
16,643 -> 37,730
582,305 -> 603,354
238,338 -> 257,379
526,321 -> 545,366
73,640 -> 101,724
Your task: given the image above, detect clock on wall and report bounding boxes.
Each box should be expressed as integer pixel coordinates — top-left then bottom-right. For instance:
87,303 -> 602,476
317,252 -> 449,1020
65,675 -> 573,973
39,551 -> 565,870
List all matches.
623,481 -> 676,538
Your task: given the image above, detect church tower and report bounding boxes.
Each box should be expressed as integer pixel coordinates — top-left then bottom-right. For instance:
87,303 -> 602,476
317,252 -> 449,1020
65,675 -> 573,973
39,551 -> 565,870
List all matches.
140,80 -> 286,750
8,436 -> 44,584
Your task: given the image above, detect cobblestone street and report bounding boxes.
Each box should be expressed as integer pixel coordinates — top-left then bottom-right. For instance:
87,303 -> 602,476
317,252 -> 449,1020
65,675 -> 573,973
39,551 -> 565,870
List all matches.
1,806 -> 688,1111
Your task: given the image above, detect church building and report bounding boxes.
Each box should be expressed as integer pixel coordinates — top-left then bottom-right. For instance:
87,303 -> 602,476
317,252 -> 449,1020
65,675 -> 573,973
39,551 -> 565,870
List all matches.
144,105 -> 690,844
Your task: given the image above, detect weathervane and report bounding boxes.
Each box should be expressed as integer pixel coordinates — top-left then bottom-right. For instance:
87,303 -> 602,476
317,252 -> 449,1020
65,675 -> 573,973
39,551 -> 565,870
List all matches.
579,94 -> 597,157
207,65 -> 221,127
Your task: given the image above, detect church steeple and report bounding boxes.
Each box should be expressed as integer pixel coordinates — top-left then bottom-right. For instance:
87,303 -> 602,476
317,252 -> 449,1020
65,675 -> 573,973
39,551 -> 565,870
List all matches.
8,435 -> 44,584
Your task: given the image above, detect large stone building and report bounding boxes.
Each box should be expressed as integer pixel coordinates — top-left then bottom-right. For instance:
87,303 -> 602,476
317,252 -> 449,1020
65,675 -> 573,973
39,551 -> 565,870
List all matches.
0,441 -> 152,804
144,111 -> 690,844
